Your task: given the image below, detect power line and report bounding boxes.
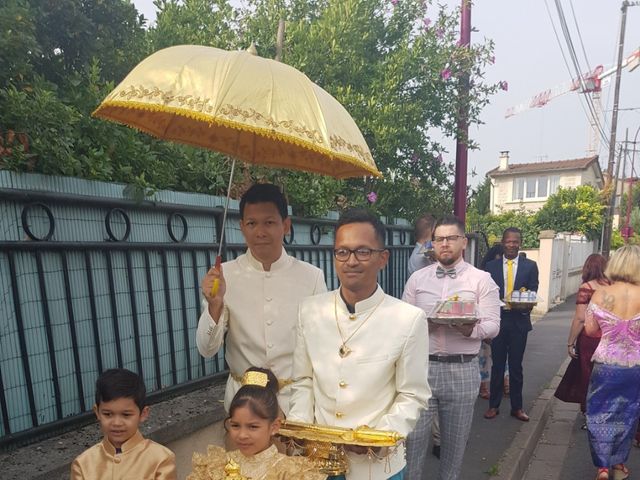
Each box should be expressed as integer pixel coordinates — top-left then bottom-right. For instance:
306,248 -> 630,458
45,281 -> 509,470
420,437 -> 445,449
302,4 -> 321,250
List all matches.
552,0 -> 611,149
544,0 -> 609,149
569,0 -> 592,71
555,0 -> 609,144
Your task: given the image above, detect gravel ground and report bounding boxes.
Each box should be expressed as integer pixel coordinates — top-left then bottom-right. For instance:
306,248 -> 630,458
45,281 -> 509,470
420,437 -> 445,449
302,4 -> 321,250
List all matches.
0,381 -> 226,480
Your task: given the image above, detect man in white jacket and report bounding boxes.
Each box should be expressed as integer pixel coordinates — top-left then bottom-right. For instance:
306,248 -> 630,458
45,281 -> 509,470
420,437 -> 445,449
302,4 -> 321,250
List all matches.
289,208 -> 430,480
197,183 -> 326,413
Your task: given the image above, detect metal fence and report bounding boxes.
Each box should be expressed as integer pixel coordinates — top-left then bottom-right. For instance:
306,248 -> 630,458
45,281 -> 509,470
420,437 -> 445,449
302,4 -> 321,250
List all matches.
0,173 -> 414,447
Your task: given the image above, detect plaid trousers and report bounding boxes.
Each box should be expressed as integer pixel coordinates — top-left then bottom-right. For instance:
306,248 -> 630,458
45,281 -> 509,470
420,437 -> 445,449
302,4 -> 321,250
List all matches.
405,359 -> 480,480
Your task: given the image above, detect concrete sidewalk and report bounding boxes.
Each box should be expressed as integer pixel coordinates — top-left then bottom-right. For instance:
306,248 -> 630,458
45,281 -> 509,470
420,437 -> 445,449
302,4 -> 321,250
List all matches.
523,366 -> 640,480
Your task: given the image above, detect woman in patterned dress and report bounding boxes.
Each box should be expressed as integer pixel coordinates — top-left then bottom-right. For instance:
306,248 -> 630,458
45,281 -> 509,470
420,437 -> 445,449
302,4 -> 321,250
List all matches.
584,246 -> 640,480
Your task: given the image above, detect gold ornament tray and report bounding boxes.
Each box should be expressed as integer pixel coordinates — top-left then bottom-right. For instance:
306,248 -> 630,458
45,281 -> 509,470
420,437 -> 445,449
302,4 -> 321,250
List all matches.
278,420 -> 404,447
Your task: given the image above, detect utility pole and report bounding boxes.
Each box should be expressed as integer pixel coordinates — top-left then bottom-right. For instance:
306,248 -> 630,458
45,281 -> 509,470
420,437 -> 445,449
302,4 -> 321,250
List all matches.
602,1 -> 634,257
622,126 -> 640,242
602,143 -> 624,256
606,1 -> 630,178
453,0 -> 471,223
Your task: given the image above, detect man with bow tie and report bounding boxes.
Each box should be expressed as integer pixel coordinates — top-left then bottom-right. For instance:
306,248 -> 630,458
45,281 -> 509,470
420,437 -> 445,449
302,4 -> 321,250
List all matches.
402,215 -> 501,480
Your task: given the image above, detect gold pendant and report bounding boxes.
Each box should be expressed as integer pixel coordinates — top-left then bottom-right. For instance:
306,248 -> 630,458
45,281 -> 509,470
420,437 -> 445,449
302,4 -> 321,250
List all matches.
339,345 -> 352,358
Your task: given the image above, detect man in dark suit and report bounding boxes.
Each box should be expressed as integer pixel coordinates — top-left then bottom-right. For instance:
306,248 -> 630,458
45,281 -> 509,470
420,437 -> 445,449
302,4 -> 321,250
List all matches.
483,227 -> 539,422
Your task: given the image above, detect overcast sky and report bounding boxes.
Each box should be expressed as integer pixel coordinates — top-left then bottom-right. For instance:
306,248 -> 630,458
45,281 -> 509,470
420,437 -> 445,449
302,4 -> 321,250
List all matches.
131,0 -> 640,186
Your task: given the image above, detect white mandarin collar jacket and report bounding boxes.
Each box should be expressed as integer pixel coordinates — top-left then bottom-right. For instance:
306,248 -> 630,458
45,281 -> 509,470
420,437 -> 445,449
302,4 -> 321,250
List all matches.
289,286 -> 430,479
196,247 -> 326,412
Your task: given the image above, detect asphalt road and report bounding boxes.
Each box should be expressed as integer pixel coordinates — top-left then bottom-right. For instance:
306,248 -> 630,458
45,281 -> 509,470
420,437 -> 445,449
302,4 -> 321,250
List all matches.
419,299 -> 575,479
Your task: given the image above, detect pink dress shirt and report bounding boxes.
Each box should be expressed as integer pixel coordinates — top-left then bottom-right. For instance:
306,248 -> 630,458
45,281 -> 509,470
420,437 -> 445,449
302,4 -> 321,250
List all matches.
403,260 -> 501,355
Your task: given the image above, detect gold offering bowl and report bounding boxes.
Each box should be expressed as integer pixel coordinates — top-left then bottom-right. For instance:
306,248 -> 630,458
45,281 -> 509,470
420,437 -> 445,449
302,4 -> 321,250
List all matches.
224,458 -> 248,480
277,420 -> 404,475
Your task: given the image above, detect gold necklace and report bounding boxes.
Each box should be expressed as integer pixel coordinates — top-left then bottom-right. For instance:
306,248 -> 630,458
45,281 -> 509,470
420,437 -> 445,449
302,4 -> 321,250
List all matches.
334,291 -> 385,358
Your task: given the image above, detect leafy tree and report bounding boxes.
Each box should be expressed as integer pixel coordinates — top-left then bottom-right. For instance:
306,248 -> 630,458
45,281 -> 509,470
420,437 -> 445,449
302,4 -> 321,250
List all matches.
1,0 -> 500,219
0,0 -> 40,88
535,185 -> 605,241
148,0 -> 238,50
467,176 -> 491,216
467,184 -> 607,249
25,0 -> 148,85
467,209 -> 539,248
269,0 -> 498,218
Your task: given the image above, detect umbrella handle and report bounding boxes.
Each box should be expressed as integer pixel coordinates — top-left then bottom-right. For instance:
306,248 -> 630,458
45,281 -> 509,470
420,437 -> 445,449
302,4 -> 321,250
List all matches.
210,255 -> 222,297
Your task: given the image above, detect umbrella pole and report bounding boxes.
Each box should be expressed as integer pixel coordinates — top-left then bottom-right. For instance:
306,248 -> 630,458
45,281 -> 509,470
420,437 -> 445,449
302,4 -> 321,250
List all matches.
211,158 -> 237,296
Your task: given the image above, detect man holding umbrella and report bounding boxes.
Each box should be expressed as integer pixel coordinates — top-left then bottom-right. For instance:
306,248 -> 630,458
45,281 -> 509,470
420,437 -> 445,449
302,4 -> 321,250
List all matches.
93,44 -> 383,416
197,183 -> 327,413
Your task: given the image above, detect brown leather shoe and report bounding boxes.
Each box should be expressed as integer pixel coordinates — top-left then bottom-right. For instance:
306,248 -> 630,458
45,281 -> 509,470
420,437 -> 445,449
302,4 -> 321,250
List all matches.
511,409 -> 530,422
484,408 -> 499,419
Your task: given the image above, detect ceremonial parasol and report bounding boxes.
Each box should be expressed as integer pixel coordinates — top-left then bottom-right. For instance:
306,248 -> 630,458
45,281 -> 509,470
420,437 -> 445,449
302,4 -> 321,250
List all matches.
93,45 -> 380,292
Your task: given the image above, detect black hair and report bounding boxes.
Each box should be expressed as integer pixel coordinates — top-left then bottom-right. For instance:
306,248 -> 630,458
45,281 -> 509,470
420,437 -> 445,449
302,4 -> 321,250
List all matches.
433,215 -> 465,235
502,227 -> 522,240
336,208 -> 386,247
480,243 -> 503,270
239,183 -> 288,220
228,367 -> 280,422
95,368 -> 146,411
414,214 -> 435,241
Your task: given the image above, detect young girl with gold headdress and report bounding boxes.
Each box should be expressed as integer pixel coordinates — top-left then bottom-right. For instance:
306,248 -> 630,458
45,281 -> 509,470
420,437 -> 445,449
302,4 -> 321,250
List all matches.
187,367 -> 324,480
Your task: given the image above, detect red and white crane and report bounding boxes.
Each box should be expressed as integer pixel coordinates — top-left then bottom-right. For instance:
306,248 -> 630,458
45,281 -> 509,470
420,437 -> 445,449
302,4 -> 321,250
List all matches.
505,47 -> 640,155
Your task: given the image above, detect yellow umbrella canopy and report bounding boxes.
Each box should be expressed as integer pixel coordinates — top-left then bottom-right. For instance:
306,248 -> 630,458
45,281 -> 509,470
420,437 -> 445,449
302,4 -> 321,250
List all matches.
93,45 -> 381,179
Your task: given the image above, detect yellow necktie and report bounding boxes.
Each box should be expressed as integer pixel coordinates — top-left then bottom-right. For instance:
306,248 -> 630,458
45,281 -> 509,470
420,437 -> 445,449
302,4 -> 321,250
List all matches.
506,259 -> 514,299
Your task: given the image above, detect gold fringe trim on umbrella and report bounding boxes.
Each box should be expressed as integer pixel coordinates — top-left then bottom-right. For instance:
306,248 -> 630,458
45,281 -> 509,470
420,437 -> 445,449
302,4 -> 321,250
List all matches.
93,100 -> 382,178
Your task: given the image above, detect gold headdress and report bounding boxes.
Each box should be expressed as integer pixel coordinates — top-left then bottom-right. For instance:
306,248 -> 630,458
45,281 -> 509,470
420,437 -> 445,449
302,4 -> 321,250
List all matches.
241,371 -> 269,387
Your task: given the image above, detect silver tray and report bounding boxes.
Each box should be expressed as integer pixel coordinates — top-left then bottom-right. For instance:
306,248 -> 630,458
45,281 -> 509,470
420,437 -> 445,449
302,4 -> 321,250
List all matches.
503,299 -> 538,310
428,315 -> 478,326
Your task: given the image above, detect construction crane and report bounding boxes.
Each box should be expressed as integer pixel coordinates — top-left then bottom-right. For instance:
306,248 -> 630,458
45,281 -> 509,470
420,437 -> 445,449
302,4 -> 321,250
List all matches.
505,47 -> 640,155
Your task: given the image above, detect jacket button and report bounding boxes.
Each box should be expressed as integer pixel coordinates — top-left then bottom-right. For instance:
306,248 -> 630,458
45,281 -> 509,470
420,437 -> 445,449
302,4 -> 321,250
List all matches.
339,381 -> 347,388
114,457 -> 121,464
335,412 -> 344,418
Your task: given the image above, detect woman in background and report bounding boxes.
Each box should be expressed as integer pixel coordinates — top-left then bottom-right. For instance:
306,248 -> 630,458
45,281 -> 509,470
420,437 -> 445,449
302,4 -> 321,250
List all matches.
555,254 -> 609,416
584,246 -> 640,480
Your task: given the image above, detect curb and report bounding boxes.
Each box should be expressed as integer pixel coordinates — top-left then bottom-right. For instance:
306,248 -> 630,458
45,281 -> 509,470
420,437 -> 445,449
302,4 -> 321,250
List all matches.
493,357 -> 570,480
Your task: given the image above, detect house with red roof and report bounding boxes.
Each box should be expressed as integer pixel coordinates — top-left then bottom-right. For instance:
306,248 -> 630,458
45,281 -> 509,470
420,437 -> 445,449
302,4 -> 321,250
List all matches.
486,151 -> 604,214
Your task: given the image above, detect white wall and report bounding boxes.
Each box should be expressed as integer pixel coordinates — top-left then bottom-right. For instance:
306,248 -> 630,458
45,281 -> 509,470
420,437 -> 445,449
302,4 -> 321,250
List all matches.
532,231 -> 595,314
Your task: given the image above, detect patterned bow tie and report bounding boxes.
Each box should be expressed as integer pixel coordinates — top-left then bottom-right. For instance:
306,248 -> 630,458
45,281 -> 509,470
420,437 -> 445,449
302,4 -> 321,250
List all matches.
436,266 -> 457,279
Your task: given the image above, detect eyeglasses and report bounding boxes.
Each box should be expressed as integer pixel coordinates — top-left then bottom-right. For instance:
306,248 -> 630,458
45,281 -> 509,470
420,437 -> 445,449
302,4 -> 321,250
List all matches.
333,248 -> 386,262
432,235 -> 465,244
